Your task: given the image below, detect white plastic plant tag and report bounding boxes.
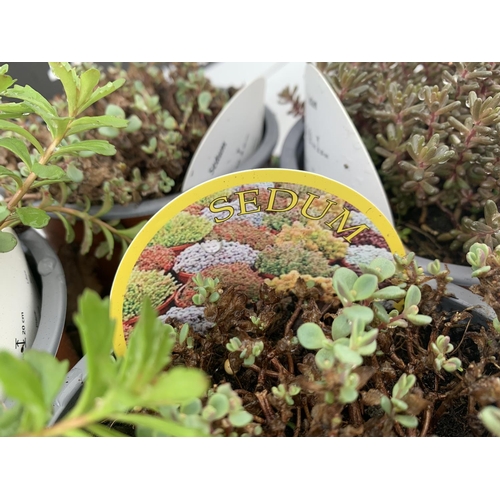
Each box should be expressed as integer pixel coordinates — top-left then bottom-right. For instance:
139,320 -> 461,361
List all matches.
181,77 -> 266,191
303,64 -> 394,225
0,228 -> 40,357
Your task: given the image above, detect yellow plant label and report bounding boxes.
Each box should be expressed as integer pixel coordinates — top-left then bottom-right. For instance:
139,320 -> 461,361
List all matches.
110,169 -> 405,356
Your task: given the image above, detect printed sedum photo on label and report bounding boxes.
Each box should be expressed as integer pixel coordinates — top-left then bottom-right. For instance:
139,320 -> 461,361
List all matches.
111,170 -> 405,355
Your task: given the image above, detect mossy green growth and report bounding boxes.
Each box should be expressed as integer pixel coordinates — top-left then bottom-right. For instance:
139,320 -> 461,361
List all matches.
123,269 -> 179,320
148,211 -> 214,248
256,242 -> 334,277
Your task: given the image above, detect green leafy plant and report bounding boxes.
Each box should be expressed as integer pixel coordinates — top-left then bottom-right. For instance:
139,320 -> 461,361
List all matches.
15,62 -> 232,207
0,62 -> 144,256
0,290 -> 210,437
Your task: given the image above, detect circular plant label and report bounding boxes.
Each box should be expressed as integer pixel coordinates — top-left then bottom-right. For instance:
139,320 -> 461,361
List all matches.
110,169 -> 405,356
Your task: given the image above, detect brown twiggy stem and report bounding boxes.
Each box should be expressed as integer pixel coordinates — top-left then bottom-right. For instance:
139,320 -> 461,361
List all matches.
255,391 -> 274,423
284,298 -> 303,339
420,401 -> 435,437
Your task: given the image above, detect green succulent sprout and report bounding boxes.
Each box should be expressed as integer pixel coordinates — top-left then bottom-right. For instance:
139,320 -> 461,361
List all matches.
380,374 -> 419,429
0,62 -> 145,257
272,384 -> 301,406
226,337 -> 264,366
157,383 -> 256,436
430,335 -> 463,373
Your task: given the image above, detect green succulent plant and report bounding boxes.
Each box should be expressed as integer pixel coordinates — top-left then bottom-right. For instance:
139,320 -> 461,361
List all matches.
6,62 -> 232,208
275,220 -> 349,261
256,241 -> 334,277
122,268 -> 179,321
148,211 -> 214,248
280,62 -> 500,264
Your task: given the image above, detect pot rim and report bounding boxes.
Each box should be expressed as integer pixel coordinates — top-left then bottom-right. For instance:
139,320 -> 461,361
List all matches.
18,228 -> 66,356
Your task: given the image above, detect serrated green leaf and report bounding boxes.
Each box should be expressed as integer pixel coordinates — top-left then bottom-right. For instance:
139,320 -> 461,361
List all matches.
32,161 -> 66,180
2,85 -> 56,125
0,230 -> 17,252
76,68 -> 101,113
67,290 -> 117,418
78,78 -> 125,114
0,165 -> 22,186
23,350 -> 69,409
0,352 -> 46,428
0,119 -> 43,154
54,139 -> 116,157
0,404 -> 23,437
49,63 -> 77,115
0,137 -> 33,167
0,101 -> 33,119
16,207 -> 50,228
141,367 -> 209,406
0,205 -> 9,223
68,115 -> 128,136
117,298 -> 176,391
52,212 -> 75,244
0,73 -> 14,93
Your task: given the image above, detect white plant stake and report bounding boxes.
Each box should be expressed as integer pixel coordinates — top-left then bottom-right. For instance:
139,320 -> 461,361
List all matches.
182,77 -> 266,191
303,64 -> 394,225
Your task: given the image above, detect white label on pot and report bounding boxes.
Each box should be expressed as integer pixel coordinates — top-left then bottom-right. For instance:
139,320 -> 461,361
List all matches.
303,64 -> 394,225
181,77 -> 266,191
0,228 -> 40,357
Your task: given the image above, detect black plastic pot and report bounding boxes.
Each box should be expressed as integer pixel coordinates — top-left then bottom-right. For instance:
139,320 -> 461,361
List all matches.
279,118 -> 480,288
